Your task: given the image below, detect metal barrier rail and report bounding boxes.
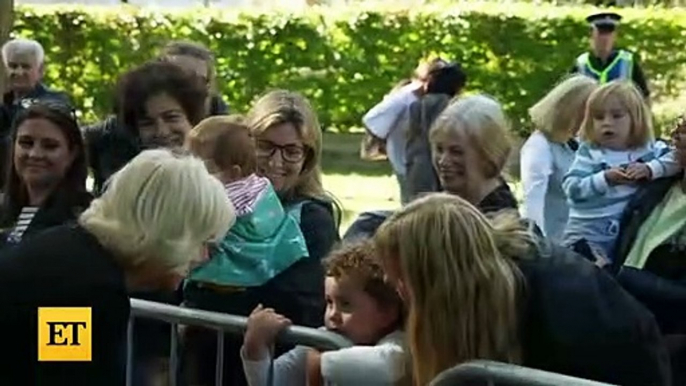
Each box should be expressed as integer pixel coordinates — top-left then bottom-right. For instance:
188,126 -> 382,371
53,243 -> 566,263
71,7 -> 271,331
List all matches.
127,298 -> 353,386
430,360 -> 617,386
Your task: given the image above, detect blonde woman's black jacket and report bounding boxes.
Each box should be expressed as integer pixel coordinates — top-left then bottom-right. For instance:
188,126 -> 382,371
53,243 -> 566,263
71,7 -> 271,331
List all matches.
614,176 -> 686,337
343,212 -> 671,386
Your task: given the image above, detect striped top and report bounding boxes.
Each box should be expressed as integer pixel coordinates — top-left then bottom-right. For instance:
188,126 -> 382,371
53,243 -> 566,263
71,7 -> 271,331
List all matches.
6,207 -> 39,244
225,174 -> 270,217
564,141 -> 680,220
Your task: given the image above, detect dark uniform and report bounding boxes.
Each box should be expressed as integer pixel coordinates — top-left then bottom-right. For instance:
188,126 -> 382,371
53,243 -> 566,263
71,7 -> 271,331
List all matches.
571,12 -> 650,98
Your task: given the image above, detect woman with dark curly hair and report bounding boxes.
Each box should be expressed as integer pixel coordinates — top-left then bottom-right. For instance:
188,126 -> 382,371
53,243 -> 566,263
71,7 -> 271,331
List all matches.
83,60 -> 209,386
83,59 -> 210,194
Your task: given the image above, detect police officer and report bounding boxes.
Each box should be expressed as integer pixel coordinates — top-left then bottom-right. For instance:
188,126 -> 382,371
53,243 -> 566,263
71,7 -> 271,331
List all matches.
572,12 -> 650,99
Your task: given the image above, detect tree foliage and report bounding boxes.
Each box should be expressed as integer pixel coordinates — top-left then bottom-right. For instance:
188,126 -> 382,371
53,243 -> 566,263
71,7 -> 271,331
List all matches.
11,4 -> 686,136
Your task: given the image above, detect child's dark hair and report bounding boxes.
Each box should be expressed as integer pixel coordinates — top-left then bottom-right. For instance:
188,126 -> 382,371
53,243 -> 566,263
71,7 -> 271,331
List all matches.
323,240 -> 402,312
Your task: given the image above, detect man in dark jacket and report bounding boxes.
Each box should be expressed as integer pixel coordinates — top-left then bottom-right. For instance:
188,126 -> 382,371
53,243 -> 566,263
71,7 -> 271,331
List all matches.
1,38 -> 71,188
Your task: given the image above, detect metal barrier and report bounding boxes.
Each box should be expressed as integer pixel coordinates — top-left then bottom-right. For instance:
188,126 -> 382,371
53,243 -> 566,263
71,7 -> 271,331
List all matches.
430,360 -> 617,386
127,298 -> 353,386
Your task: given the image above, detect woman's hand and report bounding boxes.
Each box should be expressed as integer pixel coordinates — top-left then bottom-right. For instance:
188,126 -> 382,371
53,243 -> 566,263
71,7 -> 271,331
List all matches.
242,304 -> 292,360
625,163 -> 652,182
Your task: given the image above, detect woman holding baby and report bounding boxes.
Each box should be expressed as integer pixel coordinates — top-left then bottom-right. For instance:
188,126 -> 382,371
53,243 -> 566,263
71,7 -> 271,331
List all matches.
182,90 -> 340,386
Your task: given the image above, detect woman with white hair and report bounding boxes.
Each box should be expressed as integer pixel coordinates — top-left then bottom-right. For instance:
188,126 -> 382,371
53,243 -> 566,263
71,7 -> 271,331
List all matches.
429,94 -> 518,213
0,149 -> 236,385
344,94 -> 517,240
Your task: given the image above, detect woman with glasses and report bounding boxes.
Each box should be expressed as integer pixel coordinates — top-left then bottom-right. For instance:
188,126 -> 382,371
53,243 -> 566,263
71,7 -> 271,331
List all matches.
183,90 -> 341,386
0,102 -> 91,250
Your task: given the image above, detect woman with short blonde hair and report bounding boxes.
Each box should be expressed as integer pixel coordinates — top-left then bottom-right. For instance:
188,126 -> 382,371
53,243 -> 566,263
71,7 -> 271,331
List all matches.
521,75 -> 598,241
80,149 -> 235,279
374,193 -> 670,386
429,94 -> 517,213
0,149 -> 235,384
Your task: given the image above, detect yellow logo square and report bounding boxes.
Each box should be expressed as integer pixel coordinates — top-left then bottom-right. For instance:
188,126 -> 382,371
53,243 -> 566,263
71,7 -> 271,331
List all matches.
38,307 -> 92,362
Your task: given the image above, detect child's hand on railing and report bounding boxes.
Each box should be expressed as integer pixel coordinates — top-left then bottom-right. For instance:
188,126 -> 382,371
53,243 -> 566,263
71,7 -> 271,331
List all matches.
305,349 -> 324,386
243,304 -> 292,360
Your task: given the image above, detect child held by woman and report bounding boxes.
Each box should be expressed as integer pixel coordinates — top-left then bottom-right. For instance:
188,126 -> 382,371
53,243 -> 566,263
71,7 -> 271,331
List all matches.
183,115 -> 309,291
241,240 -> 405,386
563,81 -> 680,262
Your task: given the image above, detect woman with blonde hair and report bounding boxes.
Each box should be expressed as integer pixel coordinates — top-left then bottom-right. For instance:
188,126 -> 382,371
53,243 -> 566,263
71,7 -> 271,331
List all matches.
182,90 -> 340,386
429,94 -> 517,213
0,149 -> 235,385
375,193 -> 671,386
521,75 -> 598,241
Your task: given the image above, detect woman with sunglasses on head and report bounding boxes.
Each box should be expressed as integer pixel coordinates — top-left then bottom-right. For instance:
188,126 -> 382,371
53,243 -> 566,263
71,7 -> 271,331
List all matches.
0,102 -> 91,250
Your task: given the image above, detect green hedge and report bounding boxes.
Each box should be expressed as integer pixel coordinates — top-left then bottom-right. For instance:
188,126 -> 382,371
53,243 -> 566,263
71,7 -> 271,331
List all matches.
11,3 -> 686,136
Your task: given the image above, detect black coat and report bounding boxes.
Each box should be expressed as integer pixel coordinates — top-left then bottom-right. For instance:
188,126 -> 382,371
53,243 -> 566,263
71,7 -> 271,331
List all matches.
0,224 -> 129,386
615,176 -> 686,336
0,189 -> 93,250
343,213 -> 671,385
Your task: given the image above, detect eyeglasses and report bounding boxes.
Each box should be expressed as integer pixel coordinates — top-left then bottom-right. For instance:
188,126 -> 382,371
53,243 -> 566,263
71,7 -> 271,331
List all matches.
256,140 -> 307,163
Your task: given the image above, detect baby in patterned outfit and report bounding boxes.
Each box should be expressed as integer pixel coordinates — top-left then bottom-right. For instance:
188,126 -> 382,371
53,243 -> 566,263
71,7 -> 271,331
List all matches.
184,115 -> 309,290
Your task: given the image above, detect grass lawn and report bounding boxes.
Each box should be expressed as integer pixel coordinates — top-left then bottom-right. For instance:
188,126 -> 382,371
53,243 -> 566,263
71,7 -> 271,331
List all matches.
321,131 -> 523,233
321,132 -> 400,232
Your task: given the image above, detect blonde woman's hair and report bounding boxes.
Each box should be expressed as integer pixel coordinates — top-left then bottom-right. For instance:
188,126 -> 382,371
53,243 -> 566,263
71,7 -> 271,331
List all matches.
246,90 -> 325,200
529,75 -> 599,143
79,149 -> 236,273
374,193 -> 525,385
580,80 -> 653,148
429,94 -> 512,179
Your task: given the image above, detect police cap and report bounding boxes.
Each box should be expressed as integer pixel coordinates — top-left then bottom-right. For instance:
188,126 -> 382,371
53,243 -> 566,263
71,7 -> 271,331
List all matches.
586,12 -> 622,32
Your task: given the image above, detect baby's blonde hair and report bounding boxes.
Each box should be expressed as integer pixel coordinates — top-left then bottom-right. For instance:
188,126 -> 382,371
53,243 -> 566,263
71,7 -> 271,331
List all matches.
529,75 -> 598,143
579,80 -> 653,148
374,193 -> 525,385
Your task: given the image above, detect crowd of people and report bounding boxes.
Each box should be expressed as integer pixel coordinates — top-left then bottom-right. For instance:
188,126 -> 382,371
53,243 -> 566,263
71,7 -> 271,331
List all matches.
0,8 -> 684,386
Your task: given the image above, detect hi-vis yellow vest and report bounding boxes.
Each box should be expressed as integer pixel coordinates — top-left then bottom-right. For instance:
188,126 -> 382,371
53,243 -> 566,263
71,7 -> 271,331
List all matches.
576,50 -> 633,83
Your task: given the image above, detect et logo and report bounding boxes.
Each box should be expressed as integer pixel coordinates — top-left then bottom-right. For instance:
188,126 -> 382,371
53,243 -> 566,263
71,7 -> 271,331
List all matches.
37,307 -> 92,362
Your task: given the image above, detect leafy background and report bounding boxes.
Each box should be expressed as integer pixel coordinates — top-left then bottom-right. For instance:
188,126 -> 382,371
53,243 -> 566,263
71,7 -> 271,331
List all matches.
11,3 -> 686,136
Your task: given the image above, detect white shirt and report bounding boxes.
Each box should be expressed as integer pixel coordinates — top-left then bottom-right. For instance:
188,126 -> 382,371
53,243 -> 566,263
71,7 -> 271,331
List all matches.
362,82 -> 421,176
241,330 -> 405,386
520,131 -> 554,234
